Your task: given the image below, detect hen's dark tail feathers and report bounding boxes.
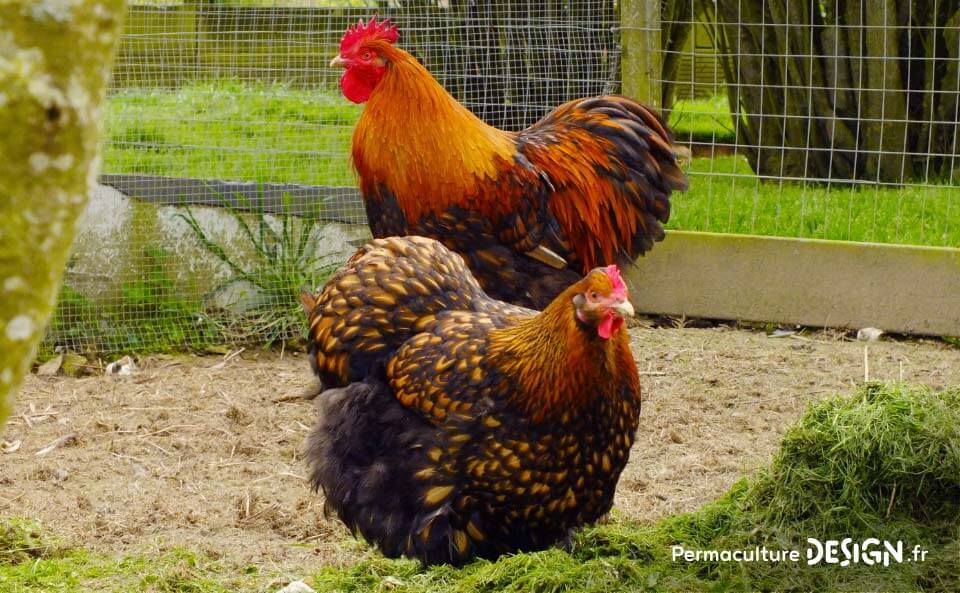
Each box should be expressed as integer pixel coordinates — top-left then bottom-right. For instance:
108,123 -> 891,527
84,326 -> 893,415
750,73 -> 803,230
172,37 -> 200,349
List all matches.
305,379 -> 479,565
306,380 -> 423,558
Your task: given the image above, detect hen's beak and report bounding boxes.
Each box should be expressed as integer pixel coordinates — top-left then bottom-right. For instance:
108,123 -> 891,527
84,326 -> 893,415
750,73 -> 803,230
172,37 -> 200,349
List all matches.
611,299 -> 635,319
329,55 -> 347,68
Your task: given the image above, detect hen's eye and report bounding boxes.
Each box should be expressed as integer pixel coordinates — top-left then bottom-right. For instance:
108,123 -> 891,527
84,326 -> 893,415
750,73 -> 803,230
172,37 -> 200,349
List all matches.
589,291 -> 599,300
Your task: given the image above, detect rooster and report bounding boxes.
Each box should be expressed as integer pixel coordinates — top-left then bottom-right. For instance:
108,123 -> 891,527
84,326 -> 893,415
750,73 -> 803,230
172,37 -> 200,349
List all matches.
329,17 -> 688,309
301,236 -> 641,565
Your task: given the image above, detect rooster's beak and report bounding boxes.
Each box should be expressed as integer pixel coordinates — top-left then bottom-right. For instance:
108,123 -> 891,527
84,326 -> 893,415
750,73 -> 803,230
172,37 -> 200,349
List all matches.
329,55 -> 348,68
611,300 -> 635,319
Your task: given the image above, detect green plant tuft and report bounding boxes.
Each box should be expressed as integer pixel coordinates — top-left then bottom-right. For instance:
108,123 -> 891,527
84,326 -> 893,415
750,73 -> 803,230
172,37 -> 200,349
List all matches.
0,518 -> 62,565
749,381 -> 960,530
178,191 -> 336,347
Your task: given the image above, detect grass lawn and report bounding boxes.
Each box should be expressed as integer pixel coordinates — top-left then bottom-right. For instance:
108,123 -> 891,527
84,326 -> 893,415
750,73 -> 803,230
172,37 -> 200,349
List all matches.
667,94 -> 736,145
105,81 -> 362,187
104,83 -> 959,247
130,0 -> 374,6
674,155 -> 959,246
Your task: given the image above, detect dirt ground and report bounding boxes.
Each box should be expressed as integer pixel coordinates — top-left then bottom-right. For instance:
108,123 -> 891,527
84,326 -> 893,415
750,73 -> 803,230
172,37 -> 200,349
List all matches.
2,325 -> 958,576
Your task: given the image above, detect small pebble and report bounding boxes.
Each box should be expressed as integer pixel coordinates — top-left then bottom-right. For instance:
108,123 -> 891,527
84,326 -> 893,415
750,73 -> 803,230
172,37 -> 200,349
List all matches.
276,580 -> 315,593
857,327 -> 884,342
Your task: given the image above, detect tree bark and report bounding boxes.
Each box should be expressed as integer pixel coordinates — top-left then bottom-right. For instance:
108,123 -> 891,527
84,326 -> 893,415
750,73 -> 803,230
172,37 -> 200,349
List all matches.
705,0 -> 960,184
0,0 -> 126,430
661,0 -> 694,111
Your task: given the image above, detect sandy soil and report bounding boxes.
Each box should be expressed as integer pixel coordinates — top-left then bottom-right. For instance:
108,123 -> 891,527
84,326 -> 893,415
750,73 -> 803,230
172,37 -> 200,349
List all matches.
2,325 -> 958,575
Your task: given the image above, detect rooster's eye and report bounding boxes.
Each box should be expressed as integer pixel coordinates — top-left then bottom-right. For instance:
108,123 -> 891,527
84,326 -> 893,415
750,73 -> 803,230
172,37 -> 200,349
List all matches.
361,50 -> 373,61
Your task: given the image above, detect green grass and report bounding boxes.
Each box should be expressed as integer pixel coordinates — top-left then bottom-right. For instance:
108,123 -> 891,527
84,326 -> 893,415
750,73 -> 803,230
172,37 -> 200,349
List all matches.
671,155 -> 960,245
104,82 -> 959,247
0,532 -> 263,593
130,0 -> 372,7
4,383 -> 958,592
105,80 -> 362,187
0,519 -> 59,566
666,97 -> 959,245
668,95 -> 736,144
177,192 -> 337,346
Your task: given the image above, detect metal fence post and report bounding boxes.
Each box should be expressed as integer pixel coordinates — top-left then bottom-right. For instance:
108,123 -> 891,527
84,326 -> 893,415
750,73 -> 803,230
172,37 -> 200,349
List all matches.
621,0 -> 661,108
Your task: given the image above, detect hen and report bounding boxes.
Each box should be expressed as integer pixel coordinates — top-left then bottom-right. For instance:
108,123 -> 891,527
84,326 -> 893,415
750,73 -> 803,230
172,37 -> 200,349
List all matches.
329,17 -> 688,308
301,236 -> 641,566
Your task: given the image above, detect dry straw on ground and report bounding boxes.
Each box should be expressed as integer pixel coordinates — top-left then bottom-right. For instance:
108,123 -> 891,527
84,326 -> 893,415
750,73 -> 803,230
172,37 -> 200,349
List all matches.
1,325 -> 957,576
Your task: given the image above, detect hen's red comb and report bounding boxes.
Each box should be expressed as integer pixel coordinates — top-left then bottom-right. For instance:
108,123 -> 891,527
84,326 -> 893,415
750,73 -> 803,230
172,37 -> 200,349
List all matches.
340,16 -> 399,53
604,265 -> 627,295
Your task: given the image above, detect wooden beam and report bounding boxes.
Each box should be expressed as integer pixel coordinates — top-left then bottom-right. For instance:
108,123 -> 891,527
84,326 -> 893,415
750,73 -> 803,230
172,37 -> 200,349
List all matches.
621,0 -> 661,107
625,231 -> 960,337
100,174 -> 366,224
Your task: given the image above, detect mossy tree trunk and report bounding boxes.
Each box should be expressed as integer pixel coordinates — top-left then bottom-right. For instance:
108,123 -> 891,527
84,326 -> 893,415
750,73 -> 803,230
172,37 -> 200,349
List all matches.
660,0 -> 694,111
0,0 -> 126,431
623,0 -> 701,110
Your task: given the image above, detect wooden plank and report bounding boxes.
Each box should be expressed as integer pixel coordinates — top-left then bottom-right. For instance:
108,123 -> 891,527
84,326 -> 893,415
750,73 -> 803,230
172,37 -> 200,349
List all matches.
620,0 -> 661,107
625,231 -> 960,337
99,173 -> 366,224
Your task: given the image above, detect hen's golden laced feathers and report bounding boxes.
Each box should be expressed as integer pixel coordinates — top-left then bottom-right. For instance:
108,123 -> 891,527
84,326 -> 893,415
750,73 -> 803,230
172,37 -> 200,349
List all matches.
302,236 -> 641,566
330,18 -> 688,308
302,236 -> 527,389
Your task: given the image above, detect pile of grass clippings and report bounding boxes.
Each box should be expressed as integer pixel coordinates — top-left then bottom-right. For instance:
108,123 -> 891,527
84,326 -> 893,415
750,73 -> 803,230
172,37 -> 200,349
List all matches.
312,382 -> 960,592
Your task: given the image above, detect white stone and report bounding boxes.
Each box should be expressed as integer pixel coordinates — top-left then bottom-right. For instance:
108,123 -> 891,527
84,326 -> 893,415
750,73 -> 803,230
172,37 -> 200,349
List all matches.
856,327 -> 884,342
275,580 -> 315,593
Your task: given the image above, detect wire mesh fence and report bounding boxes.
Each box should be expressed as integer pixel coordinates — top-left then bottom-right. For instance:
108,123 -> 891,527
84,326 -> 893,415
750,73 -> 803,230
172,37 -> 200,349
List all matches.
51,0 -> 624,354
46,0 -> 960,355
657,0 -> 960,246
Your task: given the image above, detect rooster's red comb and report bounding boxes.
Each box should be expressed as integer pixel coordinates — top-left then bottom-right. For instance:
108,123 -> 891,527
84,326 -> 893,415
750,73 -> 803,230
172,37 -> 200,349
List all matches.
340,16 -> 399,53
604,265 -> 627,296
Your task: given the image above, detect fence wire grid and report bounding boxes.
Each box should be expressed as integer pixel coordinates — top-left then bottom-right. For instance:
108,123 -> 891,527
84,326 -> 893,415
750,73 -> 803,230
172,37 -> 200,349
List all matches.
47,0 -> 960,355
